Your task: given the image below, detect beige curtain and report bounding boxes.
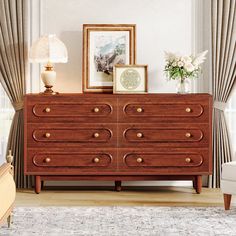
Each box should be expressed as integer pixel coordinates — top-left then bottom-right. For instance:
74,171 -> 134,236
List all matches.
0,0 -> 33,188
209,0 -> 236,187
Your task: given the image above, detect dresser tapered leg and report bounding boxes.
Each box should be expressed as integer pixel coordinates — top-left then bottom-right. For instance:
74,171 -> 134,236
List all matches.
115,181 -> 122,192
224,194 -> 232,210
35,176 -> 41,194
195,175 -> 202,194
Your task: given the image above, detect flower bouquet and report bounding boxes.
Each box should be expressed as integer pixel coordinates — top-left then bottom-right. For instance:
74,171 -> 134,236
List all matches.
164,50 -> 208,93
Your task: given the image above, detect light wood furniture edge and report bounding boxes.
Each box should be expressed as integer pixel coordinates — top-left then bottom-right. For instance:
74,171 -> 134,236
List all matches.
0,151 -> 14,228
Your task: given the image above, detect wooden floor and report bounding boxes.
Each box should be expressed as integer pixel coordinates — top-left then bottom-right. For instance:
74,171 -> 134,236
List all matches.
15,186 -> 235,207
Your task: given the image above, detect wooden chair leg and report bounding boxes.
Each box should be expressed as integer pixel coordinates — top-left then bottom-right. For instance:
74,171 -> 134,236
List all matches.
224,194 -> 232,210
7,214 -> 12,228
115,181 -> 122,192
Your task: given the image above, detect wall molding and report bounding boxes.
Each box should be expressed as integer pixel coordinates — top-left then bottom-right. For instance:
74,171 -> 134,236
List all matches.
191,0 -> 203,93
191,0 -> 211,93
29,0 -> 42,93
29,0 -> 206,94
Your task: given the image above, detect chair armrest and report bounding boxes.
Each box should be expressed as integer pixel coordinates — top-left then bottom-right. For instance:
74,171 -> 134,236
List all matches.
0,163 -> 13,178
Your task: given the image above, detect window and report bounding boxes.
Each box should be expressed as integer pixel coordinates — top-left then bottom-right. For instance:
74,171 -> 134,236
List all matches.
0,85 -> 14,164
225,91 -> 236,158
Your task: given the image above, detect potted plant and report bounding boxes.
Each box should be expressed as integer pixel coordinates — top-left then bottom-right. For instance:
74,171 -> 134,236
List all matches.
164,50 -> 208,93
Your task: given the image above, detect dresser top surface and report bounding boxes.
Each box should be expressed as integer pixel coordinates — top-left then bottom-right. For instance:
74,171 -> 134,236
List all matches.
25,93 -> 212,98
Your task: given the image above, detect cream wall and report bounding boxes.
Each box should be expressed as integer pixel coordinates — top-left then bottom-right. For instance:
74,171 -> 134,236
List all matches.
30,0 -> 199,93
29,0 -> 210,186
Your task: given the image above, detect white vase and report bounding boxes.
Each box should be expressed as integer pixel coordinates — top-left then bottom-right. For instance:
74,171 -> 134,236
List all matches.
176,78 -> 190,94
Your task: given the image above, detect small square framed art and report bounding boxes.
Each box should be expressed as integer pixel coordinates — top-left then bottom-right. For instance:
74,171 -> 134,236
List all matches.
113,65 -> 148,94
83,24 -> 136,93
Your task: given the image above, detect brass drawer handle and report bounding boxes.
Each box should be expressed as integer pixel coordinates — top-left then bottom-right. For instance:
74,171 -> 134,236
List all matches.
45,133 -> 51,138
185,132 -> 191,138
94,133 -> 100,138
137,133 -> 143,138
185,157 -> 191,163
45,157 -> 51,163
93,157 -> 100,163
136,157 -> 143,163
185,107 -> 192,113
45,107 -> 51,113
94,107 -> 100,113
137,107 -> 143,113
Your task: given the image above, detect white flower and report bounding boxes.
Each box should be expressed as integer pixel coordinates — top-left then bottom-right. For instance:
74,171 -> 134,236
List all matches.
184,63 -> 195,72
192,50 -> 208,66
182,56 -> 192,64
178,61 -> 184,67
172,62 -> 177,67
164,51 -> 176,62
175,55 -> 181,61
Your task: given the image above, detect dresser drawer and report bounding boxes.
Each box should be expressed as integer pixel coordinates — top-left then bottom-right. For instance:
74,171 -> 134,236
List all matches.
118,95 -> 212,123
27,124 -> 117,148
25,96 -> 117,123
33,103 -> 112,118
117,148 -> 210,174
124,153 -> 203,167
123,103 -> 203,117
119,124 -> 209,148
25,149 -> 117,174
33,153 -> 112,167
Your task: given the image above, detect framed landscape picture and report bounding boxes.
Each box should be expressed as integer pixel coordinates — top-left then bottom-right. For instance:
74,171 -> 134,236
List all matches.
83,24 -> 136,93
113,65 -> 148,94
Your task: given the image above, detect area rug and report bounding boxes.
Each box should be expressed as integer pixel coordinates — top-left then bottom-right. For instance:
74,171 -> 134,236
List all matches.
1,207 -> 236,235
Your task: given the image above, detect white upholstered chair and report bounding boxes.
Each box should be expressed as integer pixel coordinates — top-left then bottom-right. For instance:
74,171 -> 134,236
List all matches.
221,161 -> 236,210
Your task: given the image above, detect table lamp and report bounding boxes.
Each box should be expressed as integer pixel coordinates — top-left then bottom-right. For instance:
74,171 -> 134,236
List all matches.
29,34 -> 68,94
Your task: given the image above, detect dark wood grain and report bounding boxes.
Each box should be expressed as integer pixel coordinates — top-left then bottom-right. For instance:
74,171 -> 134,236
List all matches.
27,123 -> 117,148
124,153 -> 203,167
26,96 -> 117,123
117,148 -> 210,174
119,123 -> 209,148
33,103 -> 113,118
26,149 -> 117,174
118,94 -> 211,123
24,93 -> 212,194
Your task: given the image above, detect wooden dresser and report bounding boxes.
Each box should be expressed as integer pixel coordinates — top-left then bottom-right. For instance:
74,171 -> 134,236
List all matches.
24,93 -> 212,193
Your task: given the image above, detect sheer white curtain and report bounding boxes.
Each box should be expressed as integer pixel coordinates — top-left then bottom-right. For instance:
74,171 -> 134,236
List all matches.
0,84 -> 14,164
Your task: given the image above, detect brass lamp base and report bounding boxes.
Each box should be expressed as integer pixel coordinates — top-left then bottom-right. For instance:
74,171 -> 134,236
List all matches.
41,63 -> 58,95
41,85 -> 59,95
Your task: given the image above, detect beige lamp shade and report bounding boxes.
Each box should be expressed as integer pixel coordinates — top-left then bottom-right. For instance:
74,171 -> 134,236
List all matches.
29,34 -> 68,94
29,34 -> 68,63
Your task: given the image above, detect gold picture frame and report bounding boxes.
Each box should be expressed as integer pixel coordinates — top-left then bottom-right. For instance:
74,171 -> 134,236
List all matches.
113,65 -> 148,94
83,24 -> 136,93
